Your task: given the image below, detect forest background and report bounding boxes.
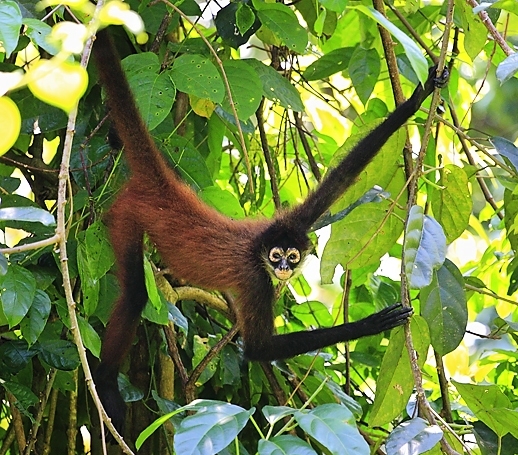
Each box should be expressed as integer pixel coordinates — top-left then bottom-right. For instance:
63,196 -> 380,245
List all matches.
1,0 -> 518,454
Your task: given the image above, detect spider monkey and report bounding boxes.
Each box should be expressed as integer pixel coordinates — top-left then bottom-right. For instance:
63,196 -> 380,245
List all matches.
92,27 -> 448,434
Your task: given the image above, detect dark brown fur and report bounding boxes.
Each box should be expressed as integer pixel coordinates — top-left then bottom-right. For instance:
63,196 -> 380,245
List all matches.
92,27 -> 447,434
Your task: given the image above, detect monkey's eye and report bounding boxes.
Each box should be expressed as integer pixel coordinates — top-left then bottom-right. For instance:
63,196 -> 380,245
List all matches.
286,248 -> 301,264
269,247 -> 284,263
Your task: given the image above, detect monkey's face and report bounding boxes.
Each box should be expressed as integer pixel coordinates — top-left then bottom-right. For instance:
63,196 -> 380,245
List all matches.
267,247 -> 302,281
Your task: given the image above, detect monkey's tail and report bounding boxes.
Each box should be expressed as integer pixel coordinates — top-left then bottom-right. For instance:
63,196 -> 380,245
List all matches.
93,28 -> 170,181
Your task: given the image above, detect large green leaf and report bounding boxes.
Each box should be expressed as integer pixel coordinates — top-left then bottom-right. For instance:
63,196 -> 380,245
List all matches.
170,54 -> 225,103
370,317 -> 430,427
0,0 -> 22,57
252,0 -> 307,53
349,47 -> 380,105
386,417 -> 443,454
0,264 -> 36,327
259,435 -> 317,455
245,59 -> 304,111
303,47 -> 354,80
19,289 -> 51,346
404,205 -> 446,289
351,6 -> 428,85
453,382 -> 518,439
420,259 -> 467,355
294,404 -> 369,455
0,206 -> 55,225
38,340 -> 80,371
174,400 -> 255,455
431,165 -> 472,243
221,60 -> 262,120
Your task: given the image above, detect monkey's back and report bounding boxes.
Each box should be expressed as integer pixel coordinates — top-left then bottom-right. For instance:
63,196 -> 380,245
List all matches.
111,171 -> 270,293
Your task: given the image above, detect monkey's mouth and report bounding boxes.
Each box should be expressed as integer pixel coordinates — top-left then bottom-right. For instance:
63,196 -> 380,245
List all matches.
274,269 -> 293,281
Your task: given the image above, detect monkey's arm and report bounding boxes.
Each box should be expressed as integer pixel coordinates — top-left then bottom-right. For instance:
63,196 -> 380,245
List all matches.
293,67 -> 449,230
238,281 -> 412,361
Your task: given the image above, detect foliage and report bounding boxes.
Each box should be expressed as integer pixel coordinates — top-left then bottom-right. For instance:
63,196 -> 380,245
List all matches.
1,0 -> 518,454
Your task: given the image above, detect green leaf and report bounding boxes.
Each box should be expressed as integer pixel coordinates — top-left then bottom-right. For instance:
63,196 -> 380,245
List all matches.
77,222 -> 115,315
144,257 -> 161,310
0,340 -> 38,373
453,382 -> 518,439
0,0 -> 22,57
404,205 -> 446,289
431,165 -> 472,243
200,186 -> 245,219
0,206 -> 55,225
319,0 -> 348,13
291,300 -> 334,327
259,435 -> 318,455
386,417 -> 443,454
77,315 -> 101,358
162,137 -> 214,190
370,317 -> 430,426
491,136 -> 518,172
38,340 -> 80,371
253,0 -> 307,53
421,259 -> 467,355
294,404 -> 369,455
2,381 -> 38,417
122,53 -> 176,130
303,47 -> 354,81
221,60 -> 262,121
496,53 -> 518,84
170,54 -> 225,103
245,59 -> 304,111
456,1 -> 487,62
350,5 -> 428,85
20,290 -> 51,346
22,18 -> 57,54
0,254 -> 7,275
349,47 -> 380,105
174,400 -> 254,455
236,3 -> 256,35
192,335 -> 218,386
0,264 -> 36,327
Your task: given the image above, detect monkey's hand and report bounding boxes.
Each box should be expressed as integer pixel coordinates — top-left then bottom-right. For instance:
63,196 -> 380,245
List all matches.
351,303 -> 413,337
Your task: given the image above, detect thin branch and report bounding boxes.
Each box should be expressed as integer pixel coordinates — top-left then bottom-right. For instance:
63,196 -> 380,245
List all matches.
256,99 -> 281,209
55,3 -> 133,452
293,113 -> 321,182
0,234 -> 59,255
465,0 -> 514,56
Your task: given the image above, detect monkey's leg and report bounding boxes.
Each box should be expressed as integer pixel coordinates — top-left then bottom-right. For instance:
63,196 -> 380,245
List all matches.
94,196 -> 148,435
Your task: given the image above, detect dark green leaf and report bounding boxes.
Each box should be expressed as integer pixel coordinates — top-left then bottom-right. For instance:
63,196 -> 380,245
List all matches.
245,59 -> 304,111
421,259 -> 467,355
491,136 -> 518,172
0,340 -> 38,373
303,47 -> 354,81
349,47 -> 380,105
0,264 -> 36,327
20,289 -> 51,346
253,0 -> 307,53
38,340 -> 80,371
